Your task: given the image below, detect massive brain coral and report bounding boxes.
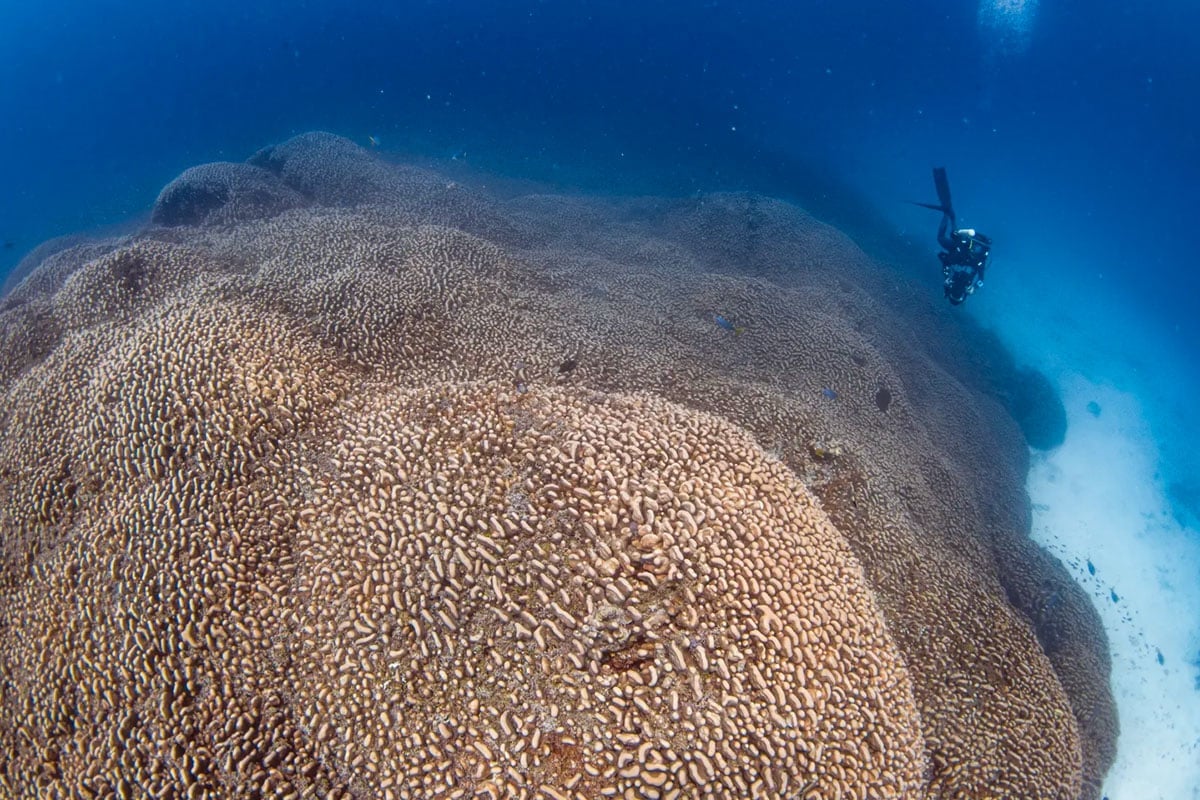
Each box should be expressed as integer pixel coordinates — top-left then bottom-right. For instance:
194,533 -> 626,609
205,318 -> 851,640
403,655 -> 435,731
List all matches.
291,384 -> 928,798
0,132 -> 1116,799
0,289 -> 925,798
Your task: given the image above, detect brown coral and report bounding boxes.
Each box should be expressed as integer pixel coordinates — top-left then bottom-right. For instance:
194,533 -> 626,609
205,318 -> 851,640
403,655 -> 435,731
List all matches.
151,162 -> 307,227
290,383 -> 928,797
0,288 -> 926,797
0,131 -> 1116,799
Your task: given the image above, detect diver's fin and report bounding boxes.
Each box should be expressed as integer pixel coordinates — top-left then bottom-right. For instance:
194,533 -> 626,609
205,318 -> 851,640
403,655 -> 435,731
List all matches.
932,166 -> 954,216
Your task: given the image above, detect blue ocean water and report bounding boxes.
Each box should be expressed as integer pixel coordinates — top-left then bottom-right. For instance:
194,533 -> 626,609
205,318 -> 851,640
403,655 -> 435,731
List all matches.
2,0 -> 1198,795
6,0 -> 1195,509
2,0 -> 1196,285
2,0 -> 1196,341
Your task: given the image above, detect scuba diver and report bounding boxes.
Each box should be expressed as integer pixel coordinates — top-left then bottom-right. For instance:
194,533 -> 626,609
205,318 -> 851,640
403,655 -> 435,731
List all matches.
914,167 -> 992,305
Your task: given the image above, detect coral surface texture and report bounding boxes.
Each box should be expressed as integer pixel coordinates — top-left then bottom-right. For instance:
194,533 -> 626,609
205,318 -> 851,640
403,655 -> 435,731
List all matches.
0,133 -> 1115,799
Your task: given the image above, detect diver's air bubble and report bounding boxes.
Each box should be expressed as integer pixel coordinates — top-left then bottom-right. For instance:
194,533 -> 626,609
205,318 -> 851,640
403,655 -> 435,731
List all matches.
978,0 -> 1039,57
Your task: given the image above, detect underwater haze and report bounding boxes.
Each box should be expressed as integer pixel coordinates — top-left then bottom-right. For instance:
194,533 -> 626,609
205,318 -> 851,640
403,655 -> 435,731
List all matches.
2,0 -> 1198,798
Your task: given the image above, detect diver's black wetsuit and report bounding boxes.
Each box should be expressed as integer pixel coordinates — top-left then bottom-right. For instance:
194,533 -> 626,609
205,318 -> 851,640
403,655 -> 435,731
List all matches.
938,216 -> 991,305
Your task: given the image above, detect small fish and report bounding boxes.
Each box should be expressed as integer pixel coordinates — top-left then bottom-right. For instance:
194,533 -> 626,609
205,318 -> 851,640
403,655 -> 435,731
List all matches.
821,387 -> 838,400
1110,588 -> 1119,603
2,240 -> 13,250
368,135 -> 381,148
1087,559 -> 1095,576
1156,648 -> 1165,665
558,358 -> 578,374
713,314 -> 744,335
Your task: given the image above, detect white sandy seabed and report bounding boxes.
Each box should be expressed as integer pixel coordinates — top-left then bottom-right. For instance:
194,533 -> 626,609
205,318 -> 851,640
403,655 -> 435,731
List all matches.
978,270 -> 1200,800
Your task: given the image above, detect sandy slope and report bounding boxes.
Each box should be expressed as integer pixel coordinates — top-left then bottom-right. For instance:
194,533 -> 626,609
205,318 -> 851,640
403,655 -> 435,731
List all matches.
980,271 -> 1200,800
